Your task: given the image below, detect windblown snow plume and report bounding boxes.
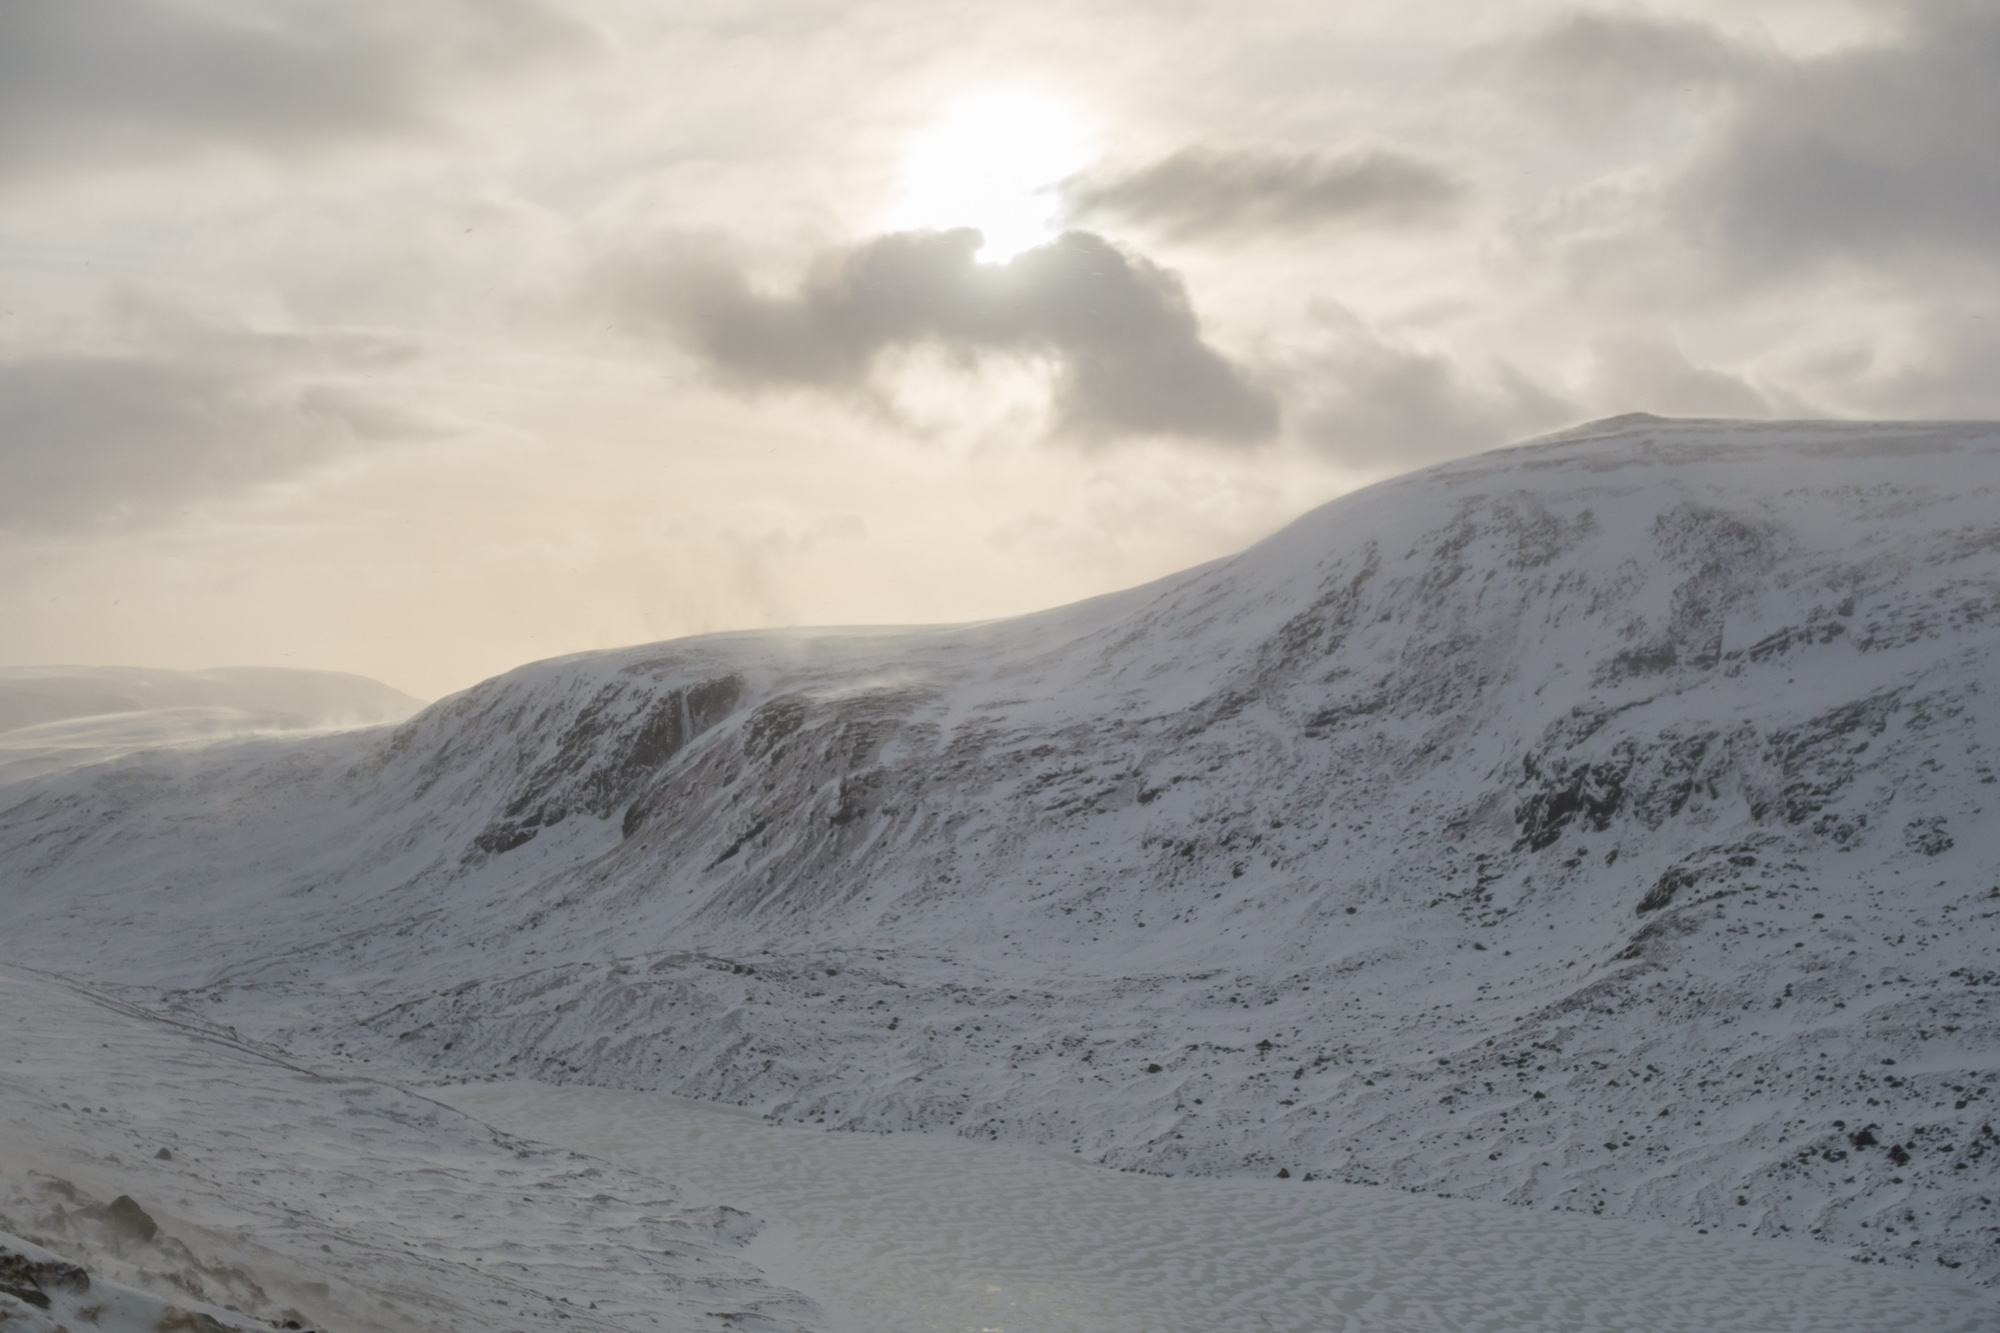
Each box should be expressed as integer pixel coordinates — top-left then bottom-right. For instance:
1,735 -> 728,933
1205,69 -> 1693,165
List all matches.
3,415 -> 1998,1285
0,666 -> 422,782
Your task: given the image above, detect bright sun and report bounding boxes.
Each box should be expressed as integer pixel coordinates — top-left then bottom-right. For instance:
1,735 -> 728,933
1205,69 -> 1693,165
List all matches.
890,93 -> 1089,262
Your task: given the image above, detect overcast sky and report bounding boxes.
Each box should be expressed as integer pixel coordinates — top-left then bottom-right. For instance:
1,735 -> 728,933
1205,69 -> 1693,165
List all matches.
2,0 -> 1993,697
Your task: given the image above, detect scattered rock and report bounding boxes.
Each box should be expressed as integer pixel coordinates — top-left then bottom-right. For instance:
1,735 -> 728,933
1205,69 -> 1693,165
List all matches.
92,1194 -> 159,1243
1903,816 -> 1953,856
1637,867 -> 1697,915
691,1205 -> 761,1247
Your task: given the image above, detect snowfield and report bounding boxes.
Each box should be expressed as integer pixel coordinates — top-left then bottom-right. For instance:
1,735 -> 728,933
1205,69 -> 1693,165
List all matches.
3,414 -> 1999,1320
5,967 -> 1989,1333
435,1077 -> 1997,1332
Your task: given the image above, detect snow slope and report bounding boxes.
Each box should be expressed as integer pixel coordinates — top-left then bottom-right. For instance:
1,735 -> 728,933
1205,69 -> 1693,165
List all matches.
0,966 -> 817,1333
3,415 -> 1998,1285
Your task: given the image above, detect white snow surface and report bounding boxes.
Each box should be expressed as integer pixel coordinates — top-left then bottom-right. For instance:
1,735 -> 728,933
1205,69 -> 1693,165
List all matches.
438,1077 -> 1998,1332
4,415 -> 2000,1303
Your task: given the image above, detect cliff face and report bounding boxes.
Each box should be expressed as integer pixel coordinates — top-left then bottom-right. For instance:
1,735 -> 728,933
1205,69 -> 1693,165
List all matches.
5,415 -> 1998,1280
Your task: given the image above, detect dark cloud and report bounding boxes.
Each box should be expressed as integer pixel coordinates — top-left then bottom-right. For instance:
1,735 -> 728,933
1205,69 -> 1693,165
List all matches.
1482,9 -> 1767,107
1065,146 -> 1465,241
1676,0 -> 2000,266
0,0 -> 585,183
612,228 -> 1277,444
0,332 -> 424,531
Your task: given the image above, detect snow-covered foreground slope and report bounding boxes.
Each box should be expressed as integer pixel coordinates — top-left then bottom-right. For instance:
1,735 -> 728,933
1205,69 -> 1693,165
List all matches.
3,415 -> 1998,1290
1,1228 -> 273,1333
0,966 -> 818,1333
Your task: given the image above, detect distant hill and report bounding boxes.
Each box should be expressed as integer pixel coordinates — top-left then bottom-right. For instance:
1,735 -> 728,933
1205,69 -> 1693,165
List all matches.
3,416 -> 1996,1282
0,664 -> 424,734
0,665 -> 423,780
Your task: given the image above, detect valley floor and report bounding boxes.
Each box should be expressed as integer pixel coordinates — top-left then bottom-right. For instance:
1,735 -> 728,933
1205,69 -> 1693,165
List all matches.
2,963 -> 1992,1333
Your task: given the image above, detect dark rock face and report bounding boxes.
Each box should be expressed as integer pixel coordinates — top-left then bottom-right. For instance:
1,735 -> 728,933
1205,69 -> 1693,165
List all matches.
1515,754 -> 1628,851
0,1242 -> 89,1308
453,673 -> 746,859
1636,867 -> 1696,915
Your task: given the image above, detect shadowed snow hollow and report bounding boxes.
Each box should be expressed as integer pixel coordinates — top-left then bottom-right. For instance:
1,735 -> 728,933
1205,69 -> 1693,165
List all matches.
3,415 -> 1998,1283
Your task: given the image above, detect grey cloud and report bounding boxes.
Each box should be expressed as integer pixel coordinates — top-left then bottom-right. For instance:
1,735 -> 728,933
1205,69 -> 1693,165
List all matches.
1784,304 -> 2000,420
1291,314 -> 1571,469
613,228 -> 1277,444
1676,0 -> 2000,266
0,0 -> 585,183
0,331 -> 425,531
1482,9 -> 1768,107
1065,146 -> 1465,241
1585,336 -> 1775,419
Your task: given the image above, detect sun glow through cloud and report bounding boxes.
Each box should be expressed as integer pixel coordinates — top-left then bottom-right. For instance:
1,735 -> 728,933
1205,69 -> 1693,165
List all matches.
13,0 -> 2000,705
891,93 -> 1090,261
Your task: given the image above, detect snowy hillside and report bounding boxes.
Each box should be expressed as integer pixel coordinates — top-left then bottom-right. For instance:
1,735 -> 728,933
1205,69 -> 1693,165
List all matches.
3,415 -> 1998,1285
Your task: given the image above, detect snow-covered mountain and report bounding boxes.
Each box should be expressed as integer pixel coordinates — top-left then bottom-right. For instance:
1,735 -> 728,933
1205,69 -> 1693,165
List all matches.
4,415 -> 1997,1284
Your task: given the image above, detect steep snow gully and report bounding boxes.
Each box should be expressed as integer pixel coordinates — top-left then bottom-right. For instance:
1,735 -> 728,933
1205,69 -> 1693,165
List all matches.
5,415 -> 2000,1290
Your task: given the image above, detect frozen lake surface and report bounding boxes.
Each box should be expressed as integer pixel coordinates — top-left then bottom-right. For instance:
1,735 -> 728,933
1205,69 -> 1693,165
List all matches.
439,1081 -> 1997,1333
